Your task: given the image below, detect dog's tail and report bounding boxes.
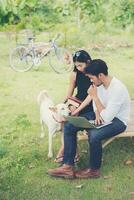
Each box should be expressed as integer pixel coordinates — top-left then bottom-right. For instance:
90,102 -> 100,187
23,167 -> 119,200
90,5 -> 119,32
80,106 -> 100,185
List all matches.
37,90 -> 49,105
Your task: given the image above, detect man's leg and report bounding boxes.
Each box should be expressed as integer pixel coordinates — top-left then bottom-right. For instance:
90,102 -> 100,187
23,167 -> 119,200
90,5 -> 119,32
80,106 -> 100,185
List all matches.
63,111 -> 95,165
48,111 -> 95,179
76,118 -> 126,178
48,122 -> 83,179
63,121 -> 83,165
89,118 -> 126,169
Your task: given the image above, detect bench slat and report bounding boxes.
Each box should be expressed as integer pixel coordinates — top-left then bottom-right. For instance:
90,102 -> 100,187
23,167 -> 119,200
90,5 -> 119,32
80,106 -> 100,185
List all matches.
78,101 -> 134,147
102,101 -> 134,147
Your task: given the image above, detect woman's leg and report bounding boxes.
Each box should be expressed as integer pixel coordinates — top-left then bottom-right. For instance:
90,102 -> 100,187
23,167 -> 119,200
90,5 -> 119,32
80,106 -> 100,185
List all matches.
54,144 -> 64,162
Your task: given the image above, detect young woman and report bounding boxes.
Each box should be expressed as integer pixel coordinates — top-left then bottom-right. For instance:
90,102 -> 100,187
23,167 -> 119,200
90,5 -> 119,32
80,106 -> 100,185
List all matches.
54,50 -> 93,163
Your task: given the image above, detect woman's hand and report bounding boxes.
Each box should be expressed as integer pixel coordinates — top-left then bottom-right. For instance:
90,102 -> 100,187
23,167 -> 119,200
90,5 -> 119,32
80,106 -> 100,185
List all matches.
71,109 -> 79,116
69,106 -> 79,116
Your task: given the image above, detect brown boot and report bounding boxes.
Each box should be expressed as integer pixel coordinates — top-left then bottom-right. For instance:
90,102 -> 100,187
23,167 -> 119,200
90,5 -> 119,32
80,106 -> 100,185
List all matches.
48,164 -> 75,179
75,168 -> 100,179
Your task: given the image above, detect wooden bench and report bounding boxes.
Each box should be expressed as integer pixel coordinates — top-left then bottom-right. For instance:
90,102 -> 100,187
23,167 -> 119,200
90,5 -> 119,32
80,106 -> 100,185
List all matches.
78,101 -> 134,148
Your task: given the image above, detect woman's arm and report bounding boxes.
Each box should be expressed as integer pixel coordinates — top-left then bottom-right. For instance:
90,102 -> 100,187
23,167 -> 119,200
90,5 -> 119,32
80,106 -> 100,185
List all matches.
71,94 -> 92,116
63,72 -> 76,102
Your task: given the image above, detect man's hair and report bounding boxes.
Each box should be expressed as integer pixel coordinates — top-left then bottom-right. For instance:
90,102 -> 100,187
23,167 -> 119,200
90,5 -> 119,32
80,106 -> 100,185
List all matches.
84,59 -> 108,76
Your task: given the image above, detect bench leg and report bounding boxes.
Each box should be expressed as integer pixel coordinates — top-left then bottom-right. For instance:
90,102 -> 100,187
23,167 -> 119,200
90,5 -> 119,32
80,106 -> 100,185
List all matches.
102,137 -> 116,148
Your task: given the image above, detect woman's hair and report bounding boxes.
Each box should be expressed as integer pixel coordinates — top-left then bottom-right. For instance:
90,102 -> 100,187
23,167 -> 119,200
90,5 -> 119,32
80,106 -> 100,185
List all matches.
73,50 -> 92,71
73,50 -> 92,63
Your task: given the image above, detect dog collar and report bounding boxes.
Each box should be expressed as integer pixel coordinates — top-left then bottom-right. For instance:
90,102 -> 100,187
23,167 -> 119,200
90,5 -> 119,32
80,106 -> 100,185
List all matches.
52,115 -> 63,123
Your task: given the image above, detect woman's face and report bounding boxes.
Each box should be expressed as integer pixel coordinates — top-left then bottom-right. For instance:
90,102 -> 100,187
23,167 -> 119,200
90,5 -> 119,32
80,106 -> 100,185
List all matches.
74,61 -> 87,72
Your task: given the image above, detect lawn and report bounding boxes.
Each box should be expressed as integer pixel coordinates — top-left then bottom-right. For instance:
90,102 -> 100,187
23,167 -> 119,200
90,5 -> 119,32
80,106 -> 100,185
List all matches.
0,33 -> 134,200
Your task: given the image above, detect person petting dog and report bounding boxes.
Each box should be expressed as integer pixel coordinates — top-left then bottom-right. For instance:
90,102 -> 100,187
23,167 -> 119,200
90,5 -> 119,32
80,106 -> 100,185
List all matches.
54,50 -> 94,163
48,59 -> 130,179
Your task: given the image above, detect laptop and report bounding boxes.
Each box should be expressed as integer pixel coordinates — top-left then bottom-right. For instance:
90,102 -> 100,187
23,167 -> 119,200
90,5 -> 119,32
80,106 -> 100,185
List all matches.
65,116 -> 112,129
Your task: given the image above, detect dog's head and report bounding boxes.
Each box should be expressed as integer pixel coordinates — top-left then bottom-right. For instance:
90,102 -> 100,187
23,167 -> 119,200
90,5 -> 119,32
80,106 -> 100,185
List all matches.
56,103 -> 70,117
49,103 -> 70,119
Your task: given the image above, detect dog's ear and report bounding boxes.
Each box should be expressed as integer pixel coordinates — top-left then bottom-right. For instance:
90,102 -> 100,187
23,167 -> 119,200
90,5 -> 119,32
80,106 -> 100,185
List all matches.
49,107 -> 57,112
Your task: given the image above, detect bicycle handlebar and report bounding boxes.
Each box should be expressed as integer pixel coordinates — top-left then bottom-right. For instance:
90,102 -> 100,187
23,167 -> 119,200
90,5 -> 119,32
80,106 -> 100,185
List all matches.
52,33 -> 61,43
28,36 -> 36,41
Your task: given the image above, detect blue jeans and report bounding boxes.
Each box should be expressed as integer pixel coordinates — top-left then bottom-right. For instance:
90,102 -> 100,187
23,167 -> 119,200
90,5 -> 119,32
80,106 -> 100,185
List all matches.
63,115 -> 126,169
63,111 -> 95,165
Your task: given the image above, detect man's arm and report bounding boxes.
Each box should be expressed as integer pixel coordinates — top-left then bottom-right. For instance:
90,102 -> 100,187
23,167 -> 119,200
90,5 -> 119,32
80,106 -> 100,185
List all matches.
88,84 -> 125,123
93,96 -> 105,113
88,85 -> 105,113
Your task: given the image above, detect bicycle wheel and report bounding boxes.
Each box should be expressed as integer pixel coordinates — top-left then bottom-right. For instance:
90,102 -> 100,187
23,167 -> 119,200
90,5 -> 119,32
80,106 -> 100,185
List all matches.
9,46 -> 34,72
49,47 -> 73,73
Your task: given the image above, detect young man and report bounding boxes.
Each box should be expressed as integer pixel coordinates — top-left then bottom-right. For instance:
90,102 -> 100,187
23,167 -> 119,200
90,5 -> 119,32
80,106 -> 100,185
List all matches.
48,59 -> 130,179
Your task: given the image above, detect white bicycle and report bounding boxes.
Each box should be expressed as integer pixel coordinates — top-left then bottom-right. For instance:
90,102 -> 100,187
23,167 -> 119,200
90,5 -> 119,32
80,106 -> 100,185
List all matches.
9,34 -> 73,73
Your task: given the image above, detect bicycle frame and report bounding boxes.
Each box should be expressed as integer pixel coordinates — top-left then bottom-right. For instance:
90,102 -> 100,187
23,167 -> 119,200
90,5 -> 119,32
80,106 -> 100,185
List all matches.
10,33 -> 73,73
25,36 -> 59,63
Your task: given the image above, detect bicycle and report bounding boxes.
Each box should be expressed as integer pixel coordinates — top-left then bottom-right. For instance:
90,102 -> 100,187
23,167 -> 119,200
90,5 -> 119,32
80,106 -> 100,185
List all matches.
9,34 -> 73,73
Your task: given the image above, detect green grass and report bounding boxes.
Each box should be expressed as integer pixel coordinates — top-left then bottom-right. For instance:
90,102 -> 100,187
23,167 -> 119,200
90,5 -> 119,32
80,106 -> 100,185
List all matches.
0,33 -> 134,200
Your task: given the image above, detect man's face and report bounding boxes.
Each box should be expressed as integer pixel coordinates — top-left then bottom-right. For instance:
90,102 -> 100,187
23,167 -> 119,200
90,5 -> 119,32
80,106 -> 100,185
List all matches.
86,74 -> 102,87
74,61 -> 87,72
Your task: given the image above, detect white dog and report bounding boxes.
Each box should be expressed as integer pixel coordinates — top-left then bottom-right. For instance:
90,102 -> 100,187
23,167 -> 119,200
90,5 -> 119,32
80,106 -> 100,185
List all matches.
37,90 -> 70,158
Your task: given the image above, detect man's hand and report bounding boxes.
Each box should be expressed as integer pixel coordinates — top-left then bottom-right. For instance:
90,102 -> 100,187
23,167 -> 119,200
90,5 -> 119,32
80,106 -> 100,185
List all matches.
94,110 -> 104,125
95,115 -> 104,125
